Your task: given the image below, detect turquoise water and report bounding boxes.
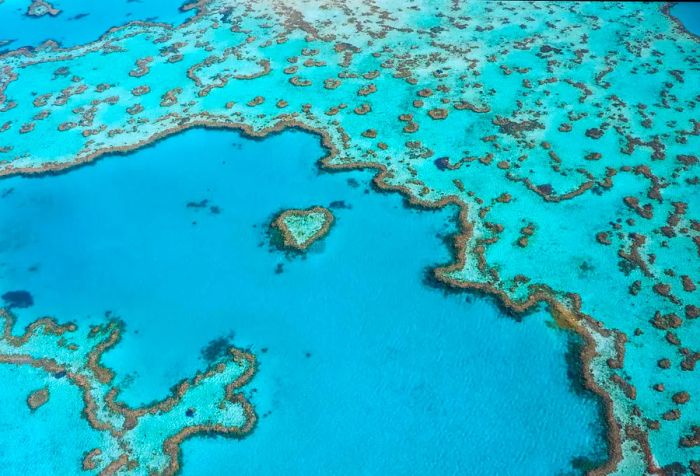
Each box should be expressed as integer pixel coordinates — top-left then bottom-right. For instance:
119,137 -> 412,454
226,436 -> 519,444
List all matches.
0,128 -> 606,474
0,0 -> 192,50
0,365 -> 102,474
672,2 -> 700,36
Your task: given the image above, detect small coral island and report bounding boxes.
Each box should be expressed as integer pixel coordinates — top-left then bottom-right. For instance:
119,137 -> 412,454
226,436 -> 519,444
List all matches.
271,206 -> 334,252
26,0 -> 60,17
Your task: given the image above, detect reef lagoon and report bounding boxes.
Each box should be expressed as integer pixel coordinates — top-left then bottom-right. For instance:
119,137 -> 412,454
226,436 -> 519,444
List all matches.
0,127 -> 606,474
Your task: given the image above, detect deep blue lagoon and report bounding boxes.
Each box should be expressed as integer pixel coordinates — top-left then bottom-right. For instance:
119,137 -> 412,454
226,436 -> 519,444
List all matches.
672,2 -> 700,37
0,0 -> 193,50
0,128 -> 607,474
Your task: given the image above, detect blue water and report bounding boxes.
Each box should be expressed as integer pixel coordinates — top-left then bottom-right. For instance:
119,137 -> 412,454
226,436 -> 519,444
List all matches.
0,0 -> 192,50
672,2 -> 700,36
0,365 -> 101,473
0,128 -> 606,474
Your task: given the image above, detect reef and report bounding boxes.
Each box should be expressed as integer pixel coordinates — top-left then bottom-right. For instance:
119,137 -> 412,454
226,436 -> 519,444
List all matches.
0,309 -> 256,475
26,0 -> 60,17
26,386 -> 49,410
271,206 -> 334,251
0,1 -> 698,473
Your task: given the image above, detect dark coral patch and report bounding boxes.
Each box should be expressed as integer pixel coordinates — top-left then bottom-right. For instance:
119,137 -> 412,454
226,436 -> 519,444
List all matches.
2,290 -> 33,309
200,336 -> 234,363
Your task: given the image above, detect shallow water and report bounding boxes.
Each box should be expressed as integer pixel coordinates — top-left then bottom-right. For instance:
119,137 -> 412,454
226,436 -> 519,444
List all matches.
0,364 -> 102,474
0,128 -> 606,474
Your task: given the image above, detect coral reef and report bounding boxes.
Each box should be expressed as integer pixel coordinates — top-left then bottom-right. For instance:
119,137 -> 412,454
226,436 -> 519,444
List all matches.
0,1 -> 698,473
0,309 -> 256,475
271,206 -> 334,251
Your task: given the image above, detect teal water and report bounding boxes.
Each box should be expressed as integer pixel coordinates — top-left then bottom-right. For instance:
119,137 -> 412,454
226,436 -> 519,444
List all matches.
0,0 -> 192,50
0,365 -> 102,474
0,128 -> 606,474
672,2 -> 700,36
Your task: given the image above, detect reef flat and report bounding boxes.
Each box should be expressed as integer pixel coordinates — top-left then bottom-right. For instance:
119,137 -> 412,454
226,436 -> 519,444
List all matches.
271,206 -> 334,251
0,0 -> 698,474
0,309 -> 256,475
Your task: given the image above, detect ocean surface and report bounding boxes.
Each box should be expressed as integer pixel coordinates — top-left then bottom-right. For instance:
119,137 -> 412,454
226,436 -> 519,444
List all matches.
0,128 -> 607,474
